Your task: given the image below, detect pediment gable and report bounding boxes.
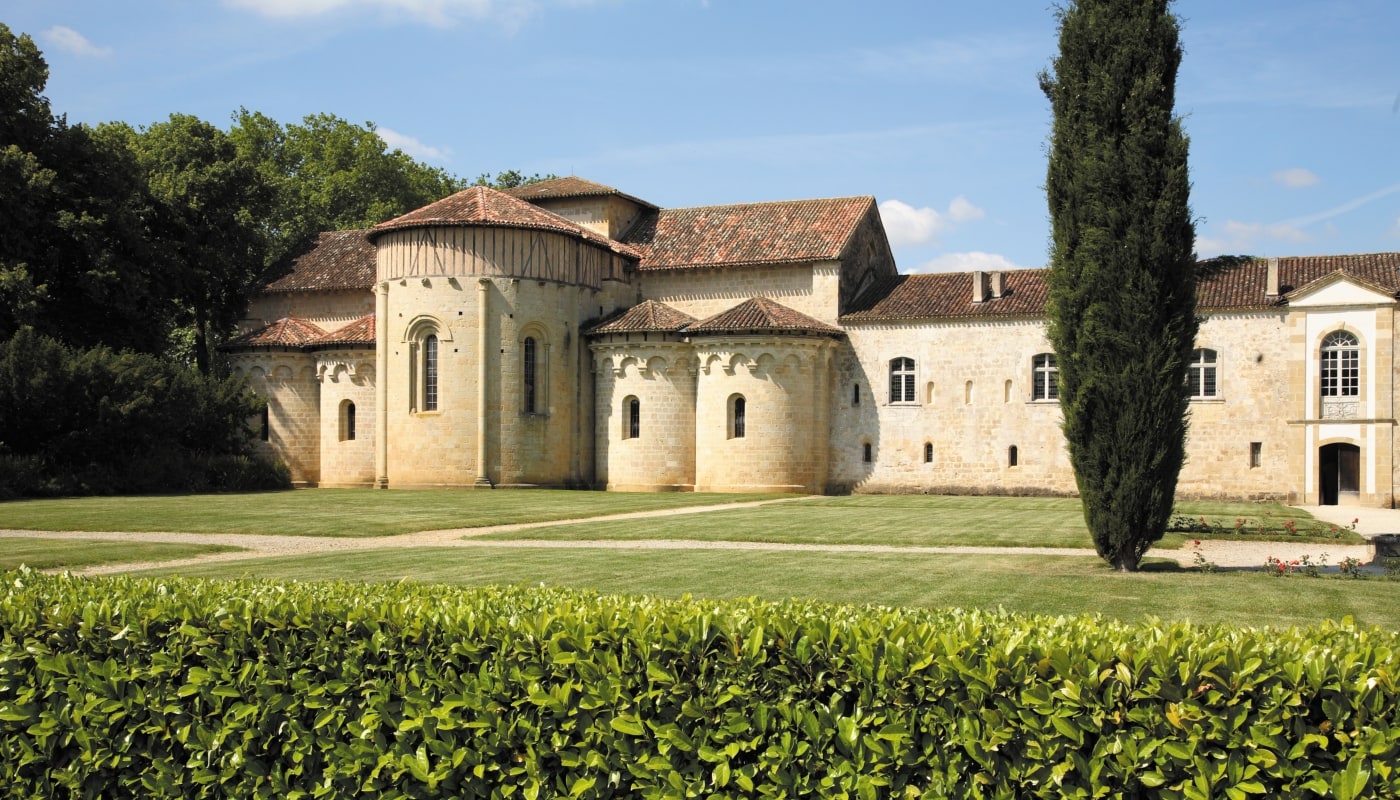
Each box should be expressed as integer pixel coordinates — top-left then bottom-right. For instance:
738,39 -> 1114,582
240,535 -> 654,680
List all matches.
1286,270 -> 1396,308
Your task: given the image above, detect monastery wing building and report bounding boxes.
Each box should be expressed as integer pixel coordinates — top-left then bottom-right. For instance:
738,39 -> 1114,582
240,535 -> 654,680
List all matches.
226,177 -> 1400,507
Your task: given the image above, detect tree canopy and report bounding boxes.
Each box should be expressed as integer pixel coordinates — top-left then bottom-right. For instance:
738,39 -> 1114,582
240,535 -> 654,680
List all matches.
1041,0 -> 1198,571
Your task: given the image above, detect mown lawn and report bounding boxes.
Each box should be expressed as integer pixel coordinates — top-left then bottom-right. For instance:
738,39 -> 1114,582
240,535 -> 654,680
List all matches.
0,490 -> 795,537
135,546 -> 1400,629
0,537 -> 238,571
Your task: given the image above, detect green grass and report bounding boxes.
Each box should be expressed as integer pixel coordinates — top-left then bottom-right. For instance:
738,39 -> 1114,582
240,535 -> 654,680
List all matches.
0,490 -> 795,537
135,546 -> 1400,629
483,495 -> 1346,550
0,538 -> 239,571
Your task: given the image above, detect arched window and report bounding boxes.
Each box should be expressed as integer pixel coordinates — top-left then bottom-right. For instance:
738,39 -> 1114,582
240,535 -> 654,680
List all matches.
1032,353 -> 1058,401
422,334 -> 439,411
1008,445 -> 1019,467
924,442 -> 934,463
341,400 -> 356,441
1187,349 -> 1218,398
1321,331 -> 1359,398
626,397 -> 640,439
731,395 -> 746,439
523,336 -> 538,413
889,357 -> 916,403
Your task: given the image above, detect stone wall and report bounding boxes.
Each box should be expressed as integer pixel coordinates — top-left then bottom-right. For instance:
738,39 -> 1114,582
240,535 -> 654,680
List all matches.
639,262 -> 837,324
592,339 -> 698,491
231,353 -> 321,486
315,350 -> 376,487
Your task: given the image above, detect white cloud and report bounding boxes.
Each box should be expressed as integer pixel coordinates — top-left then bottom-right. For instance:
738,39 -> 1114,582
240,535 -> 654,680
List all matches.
1196,220 -> 1310,256
377,127 -> 451,162
908,251 -> 1026,275
878,196 -> 985,248
225,0 -> 605,27
1272,168 -> 1320,188
41,26 -> 112,57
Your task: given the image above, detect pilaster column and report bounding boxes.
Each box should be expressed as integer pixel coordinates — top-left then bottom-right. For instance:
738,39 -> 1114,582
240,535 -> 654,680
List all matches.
475,278 -> 493,488
374,281 -> 389,488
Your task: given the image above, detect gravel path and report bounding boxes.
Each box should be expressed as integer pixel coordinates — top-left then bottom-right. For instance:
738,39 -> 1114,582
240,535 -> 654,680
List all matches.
0,495 -> 1379,576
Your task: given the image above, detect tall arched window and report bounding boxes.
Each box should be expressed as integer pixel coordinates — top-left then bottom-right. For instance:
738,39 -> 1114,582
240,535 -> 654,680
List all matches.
731,395 -> 746,439
627,397 -> 640,439
889,357 -> 916,403
423,334 -> 439,411
1032,353 -> 1058,401
924,442 -> 934,463
1321,331 -> 1359,398
523,336 -> 538,413
1187,349 -> 1218,398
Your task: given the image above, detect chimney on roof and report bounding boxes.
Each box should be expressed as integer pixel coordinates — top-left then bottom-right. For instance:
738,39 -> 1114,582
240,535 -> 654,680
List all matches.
972,271 -> 1004,303
1266,257 -> 1280,297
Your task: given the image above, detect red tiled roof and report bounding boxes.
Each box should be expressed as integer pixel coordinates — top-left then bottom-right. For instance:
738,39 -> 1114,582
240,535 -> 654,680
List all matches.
225,317 -> 326,349
842,254 -> 1400,322
502,176 -> 657,209
687,297 -> 843,336
262,230 -> 375,294
841,270 -> 1049,321
589,301 -> 697,334
623,197 -> 876,271
1200,253 -> 1400,309
369,186 -> 641,259
309,314 -> 375,347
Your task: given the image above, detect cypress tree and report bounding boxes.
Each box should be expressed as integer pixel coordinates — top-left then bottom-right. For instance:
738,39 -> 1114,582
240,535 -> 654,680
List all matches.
1040,0 -> 1198,571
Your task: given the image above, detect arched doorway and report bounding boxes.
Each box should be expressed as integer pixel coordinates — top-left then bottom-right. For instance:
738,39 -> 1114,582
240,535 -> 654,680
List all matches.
1319,443 -> 1360,505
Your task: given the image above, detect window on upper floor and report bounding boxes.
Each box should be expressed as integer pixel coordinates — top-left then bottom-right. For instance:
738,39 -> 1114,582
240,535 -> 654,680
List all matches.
1032,353 -> 1058,401
341,400 -> 356,441
626,397 -> 640,439
1187,349 -> 1218,399
889,357 -> 916,403
523,336 -> 538,413
1321,331 -> 1359,398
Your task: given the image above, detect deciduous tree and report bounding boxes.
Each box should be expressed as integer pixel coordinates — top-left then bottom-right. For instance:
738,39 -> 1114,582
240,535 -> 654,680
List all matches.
1040,0 -> 1198,571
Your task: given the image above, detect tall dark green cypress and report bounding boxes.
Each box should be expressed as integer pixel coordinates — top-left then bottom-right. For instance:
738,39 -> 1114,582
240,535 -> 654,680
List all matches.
1040,0 -> 1197,571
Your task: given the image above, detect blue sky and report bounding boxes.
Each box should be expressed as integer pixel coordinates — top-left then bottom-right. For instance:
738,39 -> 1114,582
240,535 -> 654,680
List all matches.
7,0 -> 1399,273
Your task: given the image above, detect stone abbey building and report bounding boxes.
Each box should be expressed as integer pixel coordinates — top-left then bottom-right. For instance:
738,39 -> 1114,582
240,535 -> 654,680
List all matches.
227,177 -> 1400,506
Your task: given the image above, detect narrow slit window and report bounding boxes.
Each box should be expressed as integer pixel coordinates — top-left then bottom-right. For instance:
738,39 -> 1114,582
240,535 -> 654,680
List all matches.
342,400 -> 356,441
627,398 -> 640,439
924,442 -> 934,463
732,396 -> 746,439
1008,445 -> 1019,467
523,336 -> 537,413
863,442 -> 873,463
1250,442 -> 1262,468
423,334 -> 439,411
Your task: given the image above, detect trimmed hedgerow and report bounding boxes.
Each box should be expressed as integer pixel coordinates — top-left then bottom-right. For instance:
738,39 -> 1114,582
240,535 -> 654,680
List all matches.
1,571 -> 1397,799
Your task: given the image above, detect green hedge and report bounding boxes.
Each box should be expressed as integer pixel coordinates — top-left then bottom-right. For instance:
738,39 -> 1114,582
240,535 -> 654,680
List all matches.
1,571 -> 1397,799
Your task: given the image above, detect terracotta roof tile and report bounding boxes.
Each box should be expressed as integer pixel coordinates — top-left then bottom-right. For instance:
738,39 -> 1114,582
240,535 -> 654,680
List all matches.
841,270 -> 1049,321
687,297 -> 843,336
588,301 -> 697,334
309,314 -> 375,348
842,253 -> 1400,322
225,317 -> 326,349
369,185 -> 641,259
261,230 -> 375,294
502,176 -> 657,209
623,197 -> 875,271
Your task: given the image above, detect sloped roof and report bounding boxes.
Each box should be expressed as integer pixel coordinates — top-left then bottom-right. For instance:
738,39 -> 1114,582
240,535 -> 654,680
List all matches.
309,314 -> 375,348
843,253 -> 1400,323
369,185 -> 641,259
589,300 -> 697,334
261,230 -> 375,294
502,176 -> 658,209
842,270 -> 1050,321
225,317 -> 327,349
622,196 -> 876,271
1199,253 -> 1400,309
686,297 -> 843,336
